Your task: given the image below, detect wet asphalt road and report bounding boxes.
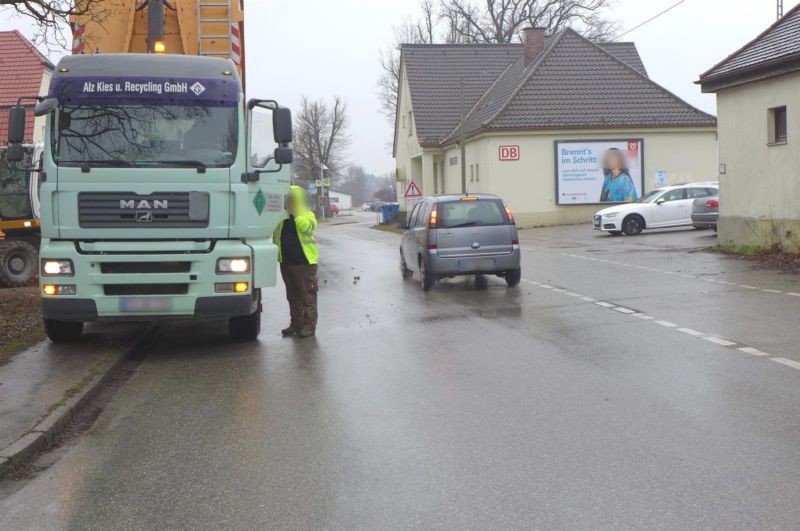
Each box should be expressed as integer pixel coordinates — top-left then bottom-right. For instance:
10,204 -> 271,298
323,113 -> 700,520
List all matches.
2,214 -> 800,529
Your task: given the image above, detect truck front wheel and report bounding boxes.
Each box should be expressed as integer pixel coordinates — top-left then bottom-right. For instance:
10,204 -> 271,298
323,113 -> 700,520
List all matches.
229,291 -> 262,341
44,319 -> 84,343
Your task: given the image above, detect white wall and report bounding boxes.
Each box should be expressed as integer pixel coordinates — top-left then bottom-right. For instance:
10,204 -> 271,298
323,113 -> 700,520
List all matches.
329,191 -> 352,210
716,71 -> 800,248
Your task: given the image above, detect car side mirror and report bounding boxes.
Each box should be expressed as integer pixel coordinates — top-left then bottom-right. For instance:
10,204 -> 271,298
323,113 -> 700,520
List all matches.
7,105 -> 26,144
273,107 -> 292,144
656,198 -> 666,205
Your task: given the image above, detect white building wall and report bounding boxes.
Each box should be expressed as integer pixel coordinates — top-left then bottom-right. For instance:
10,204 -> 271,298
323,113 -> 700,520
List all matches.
716,71 -> 800,249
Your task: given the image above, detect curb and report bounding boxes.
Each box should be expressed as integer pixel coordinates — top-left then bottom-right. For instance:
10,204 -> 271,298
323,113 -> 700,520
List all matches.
0,335 -> 144,479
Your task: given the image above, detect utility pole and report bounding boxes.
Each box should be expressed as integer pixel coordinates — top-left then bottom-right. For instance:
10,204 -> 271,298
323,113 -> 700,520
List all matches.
459,77 -> 466,194
778,0 -> 784,19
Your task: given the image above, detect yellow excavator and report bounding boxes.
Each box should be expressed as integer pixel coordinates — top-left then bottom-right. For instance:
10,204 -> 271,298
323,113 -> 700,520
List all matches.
0,0 -> 245,287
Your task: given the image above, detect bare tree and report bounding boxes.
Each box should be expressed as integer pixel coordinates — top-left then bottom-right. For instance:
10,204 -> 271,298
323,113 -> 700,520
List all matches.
292,96 -> 349,185
440,0 -> 619,44
0,0 -> 111,51
377,0 -> 619,121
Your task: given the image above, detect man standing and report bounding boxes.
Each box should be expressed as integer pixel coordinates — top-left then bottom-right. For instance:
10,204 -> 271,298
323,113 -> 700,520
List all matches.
274,185 -> 319,338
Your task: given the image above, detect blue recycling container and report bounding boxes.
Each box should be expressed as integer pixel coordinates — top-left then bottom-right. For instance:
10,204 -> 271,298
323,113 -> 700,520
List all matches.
382,203 -> 400,223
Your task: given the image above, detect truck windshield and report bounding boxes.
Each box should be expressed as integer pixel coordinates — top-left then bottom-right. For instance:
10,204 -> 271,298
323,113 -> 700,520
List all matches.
52,104 -> 238,168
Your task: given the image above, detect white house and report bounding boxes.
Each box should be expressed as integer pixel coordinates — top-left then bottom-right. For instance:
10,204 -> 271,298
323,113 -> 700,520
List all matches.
394,28 -> 719,227
699,6 -> 800,250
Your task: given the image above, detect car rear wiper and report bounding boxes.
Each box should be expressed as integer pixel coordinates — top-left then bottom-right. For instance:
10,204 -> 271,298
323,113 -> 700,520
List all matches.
447,221 -> 478,228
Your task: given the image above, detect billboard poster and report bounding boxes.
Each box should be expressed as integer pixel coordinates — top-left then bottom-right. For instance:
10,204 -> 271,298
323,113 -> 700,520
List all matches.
555,139 -> 644,205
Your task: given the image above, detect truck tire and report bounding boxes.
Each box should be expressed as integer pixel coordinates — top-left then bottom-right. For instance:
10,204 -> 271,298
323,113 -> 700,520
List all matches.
45,319 -> 84,343
0,240 -> 38,287
229,309 -> 261,341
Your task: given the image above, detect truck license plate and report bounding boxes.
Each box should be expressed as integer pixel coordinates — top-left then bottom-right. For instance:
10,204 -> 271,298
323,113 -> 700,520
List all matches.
119,297 -> 173,312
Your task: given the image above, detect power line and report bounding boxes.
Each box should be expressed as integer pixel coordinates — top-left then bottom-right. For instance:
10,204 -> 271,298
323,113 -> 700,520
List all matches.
618,0 -> 690,39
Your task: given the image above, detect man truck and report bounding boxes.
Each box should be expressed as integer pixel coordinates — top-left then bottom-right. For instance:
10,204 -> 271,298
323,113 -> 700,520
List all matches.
5,0 -> 293,342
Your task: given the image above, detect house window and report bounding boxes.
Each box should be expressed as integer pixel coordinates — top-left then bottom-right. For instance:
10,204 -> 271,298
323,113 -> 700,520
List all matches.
769,106 -> 787,145
433,161 -> 439,194
475,163 -> 480,182
402,114 -> 406,129
470,164 -> 474,182
407,111 -> 413,136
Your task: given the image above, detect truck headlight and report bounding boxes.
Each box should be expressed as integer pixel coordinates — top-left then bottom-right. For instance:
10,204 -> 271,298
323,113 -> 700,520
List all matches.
216,257 -> 250,274
42,259 -> 74,276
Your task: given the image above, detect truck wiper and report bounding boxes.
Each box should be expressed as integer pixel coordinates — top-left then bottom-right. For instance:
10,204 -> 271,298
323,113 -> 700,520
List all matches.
138,160 -> 207,173
69,159 -> 133,172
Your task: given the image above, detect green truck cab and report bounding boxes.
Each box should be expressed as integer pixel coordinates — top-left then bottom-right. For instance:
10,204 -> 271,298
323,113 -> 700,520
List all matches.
6,54 -> 293,342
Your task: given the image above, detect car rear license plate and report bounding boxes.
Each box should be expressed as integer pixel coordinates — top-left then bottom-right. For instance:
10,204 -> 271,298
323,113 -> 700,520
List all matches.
119,297 -> 173,312
458,257 -> 495,271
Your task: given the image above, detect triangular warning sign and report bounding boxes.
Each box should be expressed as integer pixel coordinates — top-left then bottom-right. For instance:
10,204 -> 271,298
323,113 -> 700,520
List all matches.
404,180 -> 422,198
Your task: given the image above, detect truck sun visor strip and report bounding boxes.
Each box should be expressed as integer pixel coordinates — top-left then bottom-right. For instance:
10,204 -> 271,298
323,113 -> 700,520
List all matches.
49,76 -> 238,107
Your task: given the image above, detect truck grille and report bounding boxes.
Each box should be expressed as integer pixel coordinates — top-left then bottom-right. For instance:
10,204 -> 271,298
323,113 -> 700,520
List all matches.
104,284 -> 188,296
100,262 -> 192,274
78,192 -> 210,228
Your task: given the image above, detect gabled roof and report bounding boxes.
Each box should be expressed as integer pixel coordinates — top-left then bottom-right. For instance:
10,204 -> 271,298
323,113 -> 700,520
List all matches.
699,4 -> 800,92
401,30 -> 714,149
0,31 -> 53,142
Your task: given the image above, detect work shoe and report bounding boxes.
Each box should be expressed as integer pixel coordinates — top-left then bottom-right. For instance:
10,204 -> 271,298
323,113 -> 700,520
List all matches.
296,328 -> 315,338
281,326 -> 299,337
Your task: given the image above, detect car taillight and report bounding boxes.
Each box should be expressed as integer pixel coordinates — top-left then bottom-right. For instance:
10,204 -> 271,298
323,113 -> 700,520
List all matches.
429,206 -> 438,228
706,199 -> 719,208
505,205 -> 515,224
512,239 -> 519,245
427,244 -> 437,250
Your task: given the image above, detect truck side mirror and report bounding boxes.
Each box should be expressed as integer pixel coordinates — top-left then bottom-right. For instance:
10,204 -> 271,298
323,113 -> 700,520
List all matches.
273,107 -> 292,144
274,147 -> 292,165
7,106 -> 26,144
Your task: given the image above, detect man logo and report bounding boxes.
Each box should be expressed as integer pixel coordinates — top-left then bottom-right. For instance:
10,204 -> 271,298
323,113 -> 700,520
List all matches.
135,211 -> 153,223
190,81 -> 206,96
120,199 -> 168,209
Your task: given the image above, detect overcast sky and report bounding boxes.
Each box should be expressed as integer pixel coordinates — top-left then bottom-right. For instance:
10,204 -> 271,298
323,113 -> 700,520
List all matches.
2,0 -> 797,175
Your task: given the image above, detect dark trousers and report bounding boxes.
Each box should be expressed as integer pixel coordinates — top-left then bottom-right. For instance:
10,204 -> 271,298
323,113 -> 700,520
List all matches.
280,263 -> 318,332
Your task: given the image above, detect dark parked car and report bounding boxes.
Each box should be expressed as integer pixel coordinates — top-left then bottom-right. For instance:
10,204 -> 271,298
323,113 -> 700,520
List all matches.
692,195 -> 719,231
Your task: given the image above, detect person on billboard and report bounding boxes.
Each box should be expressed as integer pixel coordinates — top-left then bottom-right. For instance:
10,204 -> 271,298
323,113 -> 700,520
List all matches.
599,148 -> 638,202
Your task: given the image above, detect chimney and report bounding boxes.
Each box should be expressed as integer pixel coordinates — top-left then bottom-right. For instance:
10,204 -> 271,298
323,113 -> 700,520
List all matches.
523,27 -> 546,65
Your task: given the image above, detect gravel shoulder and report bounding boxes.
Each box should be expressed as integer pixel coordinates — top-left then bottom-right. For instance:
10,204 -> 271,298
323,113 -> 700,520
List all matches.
0,287 -> 43,366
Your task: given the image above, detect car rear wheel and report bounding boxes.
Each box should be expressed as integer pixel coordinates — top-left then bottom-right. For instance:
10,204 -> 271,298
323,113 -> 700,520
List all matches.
622,215 -> 645,236
400,250 -> 412,280
505,267 -> 521,287
44,319 -> 84,343
419,257 -> 434,291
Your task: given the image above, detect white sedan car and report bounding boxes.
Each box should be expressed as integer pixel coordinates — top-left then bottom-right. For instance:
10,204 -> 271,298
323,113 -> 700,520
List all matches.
593,183 -> 719,236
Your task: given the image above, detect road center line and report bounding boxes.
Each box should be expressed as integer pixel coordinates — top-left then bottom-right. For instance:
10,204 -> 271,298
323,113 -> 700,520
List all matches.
677,328 -> 704,337
771,358 -> 800,370
655,320 -> 678,327
595,301 -> 615,308
738,347 -> 771,357
704,337 -> 737,347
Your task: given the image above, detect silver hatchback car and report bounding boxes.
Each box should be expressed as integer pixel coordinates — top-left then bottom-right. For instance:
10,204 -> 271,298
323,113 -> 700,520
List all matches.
400,194 -> 521,290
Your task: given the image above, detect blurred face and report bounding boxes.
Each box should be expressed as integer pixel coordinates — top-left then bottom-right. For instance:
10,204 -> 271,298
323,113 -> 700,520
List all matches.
604,150 -> 625,172
284,193 -> 295,212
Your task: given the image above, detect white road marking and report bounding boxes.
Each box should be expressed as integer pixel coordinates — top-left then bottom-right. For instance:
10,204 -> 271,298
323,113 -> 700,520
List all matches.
595,302 -> 615,308
581,296 -> 598,302
704,337 -> 737,347
740,285 -> 759,290
540,284 -> 554,289
551,288 -> 568,293
634,314 -> 655,320
738,347 -> 771,357
788,292 -> 800,297
530,280 -> 542,285
771,358 -> 800,370
762,289 -> 782,294
655,320 -> 678,327
612,307 -> 636,314
677,328 -> 704,337
565,291 -> 582,297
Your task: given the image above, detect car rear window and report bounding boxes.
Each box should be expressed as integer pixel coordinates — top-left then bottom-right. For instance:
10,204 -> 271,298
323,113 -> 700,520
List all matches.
438,199 -> 508,228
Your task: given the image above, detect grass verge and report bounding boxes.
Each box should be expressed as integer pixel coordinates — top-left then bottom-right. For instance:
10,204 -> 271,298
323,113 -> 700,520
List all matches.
371,224 -> 404,235
0,286 -> 44,366
711,243 -> 800,273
